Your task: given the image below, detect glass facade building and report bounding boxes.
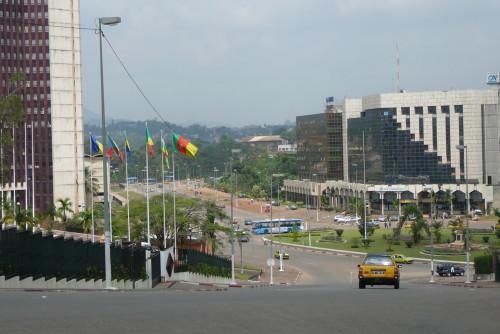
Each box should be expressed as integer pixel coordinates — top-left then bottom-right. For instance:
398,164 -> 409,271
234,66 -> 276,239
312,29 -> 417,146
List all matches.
296,111 -> 344,182
347,108 -> 455,185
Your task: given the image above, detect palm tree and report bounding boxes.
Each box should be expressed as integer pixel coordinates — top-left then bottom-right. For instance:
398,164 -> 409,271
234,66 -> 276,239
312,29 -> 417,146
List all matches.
56,197 -> 73,223
445,188 -> 453,216
78,209 -> 93,235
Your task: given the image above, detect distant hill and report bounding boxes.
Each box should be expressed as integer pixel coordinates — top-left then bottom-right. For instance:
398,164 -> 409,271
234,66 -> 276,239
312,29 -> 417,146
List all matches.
84,118 -> 294,148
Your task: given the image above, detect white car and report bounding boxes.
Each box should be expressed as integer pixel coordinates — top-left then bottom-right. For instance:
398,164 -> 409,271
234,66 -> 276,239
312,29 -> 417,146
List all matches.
334,215 -> 345,222
378,215 -> 387,222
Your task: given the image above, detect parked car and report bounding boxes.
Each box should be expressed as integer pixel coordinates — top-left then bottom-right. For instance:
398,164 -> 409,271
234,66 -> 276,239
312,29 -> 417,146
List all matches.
473,209 -> 483,216
239,232 -> 250,242
389,216 -> 399,222
238,193 -> 247,198
274,249 -> 290,260
244,218 -> 253,225
364,220 -> 380,228
436,263 -> 465,276
391,254 -> 413,264
288,203 -> 298,210
378,215 -> 387,222
271,200 -> 280,206
358,253 -> 400,289
334,215 -> 345,222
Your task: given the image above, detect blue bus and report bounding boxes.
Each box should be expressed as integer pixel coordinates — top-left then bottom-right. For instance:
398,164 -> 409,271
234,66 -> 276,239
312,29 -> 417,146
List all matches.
251,218 -> 304,235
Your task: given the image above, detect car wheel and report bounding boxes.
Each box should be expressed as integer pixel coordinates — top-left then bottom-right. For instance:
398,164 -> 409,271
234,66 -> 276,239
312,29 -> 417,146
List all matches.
394,280 -> 400,289
359,281 -> 366,289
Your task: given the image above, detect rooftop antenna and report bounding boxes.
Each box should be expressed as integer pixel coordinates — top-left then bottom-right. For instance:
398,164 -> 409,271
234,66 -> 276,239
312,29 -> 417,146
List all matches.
396,41 -> 400,93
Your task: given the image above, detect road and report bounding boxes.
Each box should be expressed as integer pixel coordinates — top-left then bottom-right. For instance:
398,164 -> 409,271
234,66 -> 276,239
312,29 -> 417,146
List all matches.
0,284 -> 498,333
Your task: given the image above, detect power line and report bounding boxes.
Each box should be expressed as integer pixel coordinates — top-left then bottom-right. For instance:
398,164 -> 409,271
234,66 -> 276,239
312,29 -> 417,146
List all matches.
102,32 -> 167,125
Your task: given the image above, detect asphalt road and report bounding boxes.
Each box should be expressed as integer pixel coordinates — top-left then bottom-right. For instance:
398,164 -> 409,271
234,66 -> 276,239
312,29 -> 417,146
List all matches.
0,284 -> 498,334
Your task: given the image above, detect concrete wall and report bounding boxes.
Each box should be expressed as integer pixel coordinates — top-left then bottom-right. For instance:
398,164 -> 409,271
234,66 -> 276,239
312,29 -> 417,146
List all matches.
0,275 -> 148,290
48,0 -> 85,213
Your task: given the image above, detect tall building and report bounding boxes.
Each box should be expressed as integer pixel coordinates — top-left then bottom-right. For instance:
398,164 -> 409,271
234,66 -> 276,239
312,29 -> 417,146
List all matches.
296,105 -> 344,182
0,0 -> 84,214
286,88 -> 500,214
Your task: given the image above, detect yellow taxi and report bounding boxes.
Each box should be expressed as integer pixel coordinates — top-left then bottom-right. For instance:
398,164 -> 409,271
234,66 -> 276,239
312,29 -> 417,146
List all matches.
358,253 -> 400,289
391,254 -> 414,264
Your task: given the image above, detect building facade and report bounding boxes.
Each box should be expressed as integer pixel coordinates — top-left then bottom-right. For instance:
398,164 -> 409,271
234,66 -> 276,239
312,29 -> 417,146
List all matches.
0,0 -> 84,214
296,106 -> 344,182
286,89 -> 500,214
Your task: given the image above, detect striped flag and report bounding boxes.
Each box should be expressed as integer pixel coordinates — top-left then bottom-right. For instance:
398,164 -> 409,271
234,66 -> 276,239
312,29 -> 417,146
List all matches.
91,135 -> 103,155
107,135 -> 124,161
146,127 -> 155,159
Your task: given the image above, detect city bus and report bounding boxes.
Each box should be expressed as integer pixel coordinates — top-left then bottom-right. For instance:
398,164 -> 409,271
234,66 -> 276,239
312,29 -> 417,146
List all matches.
251,218 -> 304,234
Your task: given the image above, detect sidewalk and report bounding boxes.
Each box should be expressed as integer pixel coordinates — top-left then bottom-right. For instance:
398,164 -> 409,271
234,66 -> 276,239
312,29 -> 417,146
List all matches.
410,276 -> 500,288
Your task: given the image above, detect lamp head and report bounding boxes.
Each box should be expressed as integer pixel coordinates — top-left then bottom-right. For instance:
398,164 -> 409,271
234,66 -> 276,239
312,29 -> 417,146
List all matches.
100,17 -> 121,26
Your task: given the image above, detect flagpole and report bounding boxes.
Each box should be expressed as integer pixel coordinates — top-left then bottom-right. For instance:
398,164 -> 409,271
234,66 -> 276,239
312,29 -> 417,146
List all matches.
125,133 -> 130,242
24,123 -> 27,214
12,127 -> 16,226
145,124 -> 151,245
108,158 -> 113,242
31,121 -> 35,222
161,130 -> 166,249
89,133 -> 95,242
172,152 -> 177,260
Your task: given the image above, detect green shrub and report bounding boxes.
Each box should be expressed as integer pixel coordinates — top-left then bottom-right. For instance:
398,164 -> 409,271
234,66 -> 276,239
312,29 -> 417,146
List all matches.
350,237 -> 360,248
335,229 -> 344,238
392,241 -> 400,246
362,239 -> 374,248
405,240 -> 414,248
474,254 -> 493,275
496,229 -> 500,239
482,236 -> 490,244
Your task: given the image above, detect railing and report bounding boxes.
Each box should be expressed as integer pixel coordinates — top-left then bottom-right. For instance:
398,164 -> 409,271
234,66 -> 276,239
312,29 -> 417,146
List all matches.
176,249 -> 231,278
0,226 -> 146,281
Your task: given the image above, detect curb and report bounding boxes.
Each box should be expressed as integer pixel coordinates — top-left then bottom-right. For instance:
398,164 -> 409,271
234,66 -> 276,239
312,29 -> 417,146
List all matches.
264,238 -> 468,264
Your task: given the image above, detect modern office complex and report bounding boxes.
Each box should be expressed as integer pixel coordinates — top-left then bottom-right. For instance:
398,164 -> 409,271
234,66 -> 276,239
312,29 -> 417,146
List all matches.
0,0 -> 84,214
286,88 -> 500,214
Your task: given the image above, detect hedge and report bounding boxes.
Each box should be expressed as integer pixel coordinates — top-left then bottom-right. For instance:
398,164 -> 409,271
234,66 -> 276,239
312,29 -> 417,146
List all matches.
474,254 -> 493,275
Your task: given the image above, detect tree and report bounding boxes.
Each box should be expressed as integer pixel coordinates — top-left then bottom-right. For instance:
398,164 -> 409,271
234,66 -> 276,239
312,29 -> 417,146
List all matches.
445,189 -> 453,215
77,209 -> 93,234
399,205 -> 427,244
56,197 -> 73,223
391,198 -> 400,214
84,166 -> 99,207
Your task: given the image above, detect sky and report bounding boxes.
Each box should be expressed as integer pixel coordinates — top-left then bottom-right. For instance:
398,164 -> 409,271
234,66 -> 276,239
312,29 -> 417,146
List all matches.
80,0 -> 500,126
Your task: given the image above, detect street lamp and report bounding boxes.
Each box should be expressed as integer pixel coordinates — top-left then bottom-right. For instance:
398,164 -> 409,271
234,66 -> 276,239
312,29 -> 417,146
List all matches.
229,149 -> 241,286
213,167 -> 219,203
99,16 -> 121,289
352,163 -> 359,220
456,144 -> 471,284
269,173 -> 284,285
424,187 -> 435,283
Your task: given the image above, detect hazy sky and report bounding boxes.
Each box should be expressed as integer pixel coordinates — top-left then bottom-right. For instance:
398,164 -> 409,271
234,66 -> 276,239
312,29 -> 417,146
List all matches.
80,0 -> 500,126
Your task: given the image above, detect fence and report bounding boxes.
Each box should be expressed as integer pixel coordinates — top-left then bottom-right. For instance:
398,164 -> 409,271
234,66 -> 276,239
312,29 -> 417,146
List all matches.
0,226 -> 146,282
176,249 -> 231,278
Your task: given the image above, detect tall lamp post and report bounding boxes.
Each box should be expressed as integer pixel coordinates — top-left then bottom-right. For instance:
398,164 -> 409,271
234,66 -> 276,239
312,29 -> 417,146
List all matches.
352,163 -> 358,219
456,144 -> 471,284
213,167 -> 219,203
269,173 -> 284,285
229,149 -> 241,286
98,16 -> 121,289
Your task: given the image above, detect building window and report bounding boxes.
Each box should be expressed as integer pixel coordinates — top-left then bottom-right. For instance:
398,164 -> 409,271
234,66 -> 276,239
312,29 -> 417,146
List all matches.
405,117 -> 410,129
432,117 -> 437,151
415,106 -> 423,114
459,115 -> 464,180
419,116 -> 424,140
428,106 -> 437,114
402,107 -> 410,115
445,116 -> 451,162
441,105 -> 450,114
454,105 -> 463,114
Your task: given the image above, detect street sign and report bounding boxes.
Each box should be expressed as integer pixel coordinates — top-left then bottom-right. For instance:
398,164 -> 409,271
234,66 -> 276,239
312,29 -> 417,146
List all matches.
267,258 -> 275,267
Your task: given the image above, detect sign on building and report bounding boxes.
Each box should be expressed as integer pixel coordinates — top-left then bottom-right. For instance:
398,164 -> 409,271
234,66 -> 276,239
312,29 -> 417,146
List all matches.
486,73 -> 500,85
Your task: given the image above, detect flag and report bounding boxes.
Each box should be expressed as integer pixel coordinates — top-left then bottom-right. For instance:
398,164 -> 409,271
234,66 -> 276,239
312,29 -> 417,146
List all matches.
161,136 -> 170,169
172,132 -> 198,158
124,137 -> 132,162
91,135 -> 103,154
107,135 -> 124,161
146,127 -> 154,159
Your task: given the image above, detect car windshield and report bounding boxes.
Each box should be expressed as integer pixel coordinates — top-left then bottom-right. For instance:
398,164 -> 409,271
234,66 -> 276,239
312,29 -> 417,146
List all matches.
363,256 -> 393,266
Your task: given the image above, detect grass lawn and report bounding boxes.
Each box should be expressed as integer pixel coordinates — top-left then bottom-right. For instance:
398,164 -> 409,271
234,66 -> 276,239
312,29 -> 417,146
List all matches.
270,228 -> 498,262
